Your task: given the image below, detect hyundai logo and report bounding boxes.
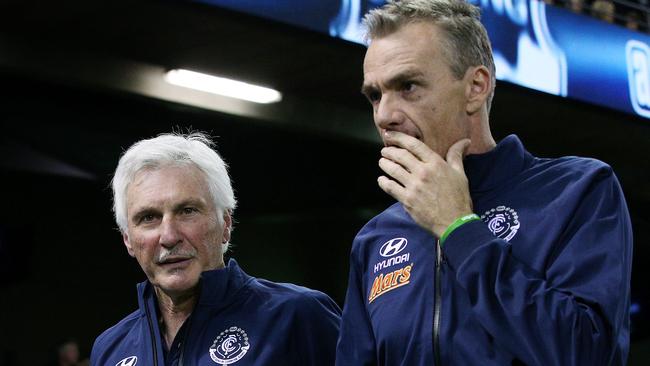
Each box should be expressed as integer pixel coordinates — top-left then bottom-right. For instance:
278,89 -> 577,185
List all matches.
116,356 -> 137,366
379,238 -> 408,257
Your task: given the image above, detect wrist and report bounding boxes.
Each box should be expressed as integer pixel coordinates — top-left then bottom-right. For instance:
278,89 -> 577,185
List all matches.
439,213 -> 481,246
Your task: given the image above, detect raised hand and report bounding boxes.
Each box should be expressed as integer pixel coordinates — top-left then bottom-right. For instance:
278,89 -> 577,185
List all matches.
377,131 -> 474,237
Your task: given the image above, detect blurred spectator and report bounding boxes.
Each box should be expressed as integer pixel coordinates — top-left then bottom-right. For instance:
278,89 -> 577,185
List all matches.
626,10 -> 641,30
591,0 -> 616,23
57,341 -> 79,366
45,339 -> 88,366
567,0 -> 585,14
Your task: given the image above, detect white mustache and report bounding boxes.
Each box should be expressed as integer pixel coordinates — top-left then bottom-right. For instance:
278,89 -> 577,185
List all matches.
157,247 -> 197,264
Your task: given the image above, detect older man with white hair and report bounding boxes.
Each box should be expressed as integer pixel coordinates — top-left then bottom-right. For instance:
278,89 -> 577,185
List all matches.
91,132 -> 340,366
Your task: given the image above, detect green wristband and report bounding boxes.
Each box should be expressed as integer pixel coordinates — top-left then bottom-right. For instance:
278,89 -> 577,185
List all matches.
439,214 -> 481,246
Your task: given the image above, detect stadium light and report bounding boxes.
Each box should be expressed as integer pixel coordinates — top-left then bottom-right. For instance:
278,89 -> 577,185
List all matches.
165,69 -> 282,104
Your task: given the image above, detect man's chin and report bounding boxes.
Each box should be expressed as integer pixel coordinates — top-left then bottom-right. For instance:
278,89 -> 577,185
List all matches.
153,272 -> 201,297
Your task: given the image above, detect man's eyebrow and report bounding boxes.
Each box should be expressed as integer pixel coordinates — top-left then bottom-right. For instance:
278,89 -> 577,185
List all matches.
361,69 -> 425,96
385,70 -> 425,87
173,199 -> 207,210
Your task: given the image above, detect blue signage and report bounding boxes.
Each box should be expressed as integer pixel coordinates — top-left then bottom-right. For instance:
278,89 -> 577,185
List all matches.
196,0 -> 650,119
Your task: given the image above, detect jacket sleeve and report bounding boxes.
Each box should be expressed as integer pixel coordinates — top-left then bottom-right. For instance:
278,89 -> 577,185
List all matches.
335,247 -> 377,366
89,341 -> 98,366
291,289 -> 342,366
442,168 -> 632,366
89,332 -> 106,366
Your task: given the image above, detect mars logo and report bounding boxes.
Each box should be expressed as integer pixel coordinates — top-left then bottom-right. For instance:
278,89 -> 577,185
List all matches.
209,327 -> 250,364
626,40 -> 650,118
481,206 -> 520,242
115,356 -> 137,366
379,237 -> 408,257
368,263 -> 413,303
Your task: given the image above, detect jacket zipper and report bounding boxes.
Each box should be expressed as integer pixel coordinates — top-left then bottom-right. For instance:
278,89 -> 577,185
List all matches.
144,300 -> 160,366
179,342 -> 185,366
434,239 -> 442,366
178,314 -> 193,366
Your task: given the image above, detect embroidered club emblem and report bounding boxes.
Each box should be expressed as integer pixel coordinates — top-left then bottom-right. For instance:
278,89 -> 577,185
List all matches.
209,326 -> 250,364
481,206 -> 520,242
115,356 -> 137,366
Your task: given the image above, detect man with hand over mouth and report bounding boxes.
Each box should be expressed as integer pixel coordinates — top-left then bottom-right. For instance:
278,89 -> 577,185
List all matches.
336,1 -> 632,365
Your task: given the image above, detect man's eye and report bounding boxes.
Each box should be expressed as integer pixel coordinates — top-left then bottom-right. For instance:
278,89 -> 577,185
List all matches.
139,214 -> 155,223
401,81 -> 417,93
182,207 -> 197,215
366,91 -> 381,103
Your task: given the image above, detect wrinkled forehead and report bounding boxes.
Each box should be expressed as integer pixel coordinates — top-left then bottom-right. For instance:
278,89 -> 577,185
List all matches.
126,164 -> 211,205
363,22 -> 450,78
130,161 -> 204,186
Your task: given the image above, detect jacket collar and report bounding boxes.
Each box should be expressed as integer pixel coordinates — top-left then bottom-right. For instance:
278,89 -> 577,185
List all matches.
136,258 -> 251,313
197,258 -> 251,307
464,134 -> 533,193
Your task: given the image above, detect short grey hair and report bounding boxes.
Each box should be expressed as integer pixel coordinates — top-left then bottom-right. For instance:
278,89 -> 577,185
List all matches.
112,132 -> 236,251
364,0 -> 496,110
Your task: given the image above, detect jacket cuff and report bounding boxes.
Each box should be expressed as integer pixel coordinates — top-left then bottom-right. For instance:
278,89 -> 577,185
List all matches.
441,220 -> 496,270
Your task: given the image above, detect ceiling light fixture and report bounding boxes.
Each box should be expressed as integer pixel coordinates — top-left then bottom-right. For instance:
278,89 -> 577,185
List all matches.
165,69 -> 282,104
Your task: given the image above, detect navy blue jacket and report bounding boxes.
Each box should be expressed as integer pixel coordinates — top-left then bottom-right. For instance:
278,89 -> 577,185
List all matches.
91,259 -> 341,366
336,135 -> 632,366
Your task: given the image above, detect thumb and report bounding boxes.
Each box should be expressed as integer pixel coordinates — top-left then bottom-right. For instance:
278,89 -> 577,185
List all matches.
446,139 -> 471,172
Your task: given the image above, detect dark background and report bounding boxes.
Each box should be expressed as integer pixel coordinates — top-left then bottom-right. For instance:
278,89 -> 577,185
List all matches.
0,0 -> 649,365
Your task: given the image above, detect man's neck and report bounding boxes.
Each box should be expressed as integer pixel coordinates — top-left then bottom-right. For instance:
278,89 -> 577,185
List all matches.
155,287 -> 198,350
467,112 -> 496,155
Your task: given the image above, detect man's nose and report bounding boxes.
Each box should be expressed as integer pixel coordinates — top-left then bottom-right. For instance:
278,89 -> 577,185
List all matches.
375,93 -> 403,130
159,216 -> 182,247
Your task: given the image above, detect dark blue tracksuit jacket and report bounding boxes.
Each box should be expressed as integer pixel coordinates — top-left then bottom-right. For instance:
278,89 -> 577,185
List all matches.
91,259 -> 341,366
336,135 -> 632,366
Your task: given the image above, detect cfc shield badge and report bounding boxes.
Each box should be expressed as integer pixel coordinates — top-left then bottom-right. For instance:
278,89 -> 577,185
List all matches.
209,326 -> 251,365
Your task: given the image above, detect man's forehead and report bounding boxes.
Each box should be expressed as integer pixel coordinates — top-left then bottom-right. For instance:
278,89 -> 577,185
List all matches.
131,164 -> 204,186
364,48 -> 435,86
366,22 -> 443,52
127,166 -> 211,207
363,23 -> 452,86
365,42 -> 415,70
129,196 -> 208,212
365,23 -> 442,66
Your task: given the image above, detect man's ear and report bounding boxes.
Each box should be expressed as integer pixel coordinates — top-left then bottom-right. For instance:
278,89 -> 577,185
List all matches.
465,65 -> 492,114
123,232 -> 135,257
222,211 -> 232,244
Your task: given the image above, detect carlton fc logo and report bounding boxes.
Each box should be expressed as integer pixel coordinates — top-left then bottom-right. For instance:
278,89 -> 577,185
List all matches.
379,237 -> 408,257
481,206 -> 520,242
209,326 -> 250,364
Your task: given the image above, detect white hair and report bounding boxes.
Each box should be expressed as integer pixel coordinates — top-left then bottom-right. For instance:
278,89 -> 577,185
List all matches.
111,132 -> 236,252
